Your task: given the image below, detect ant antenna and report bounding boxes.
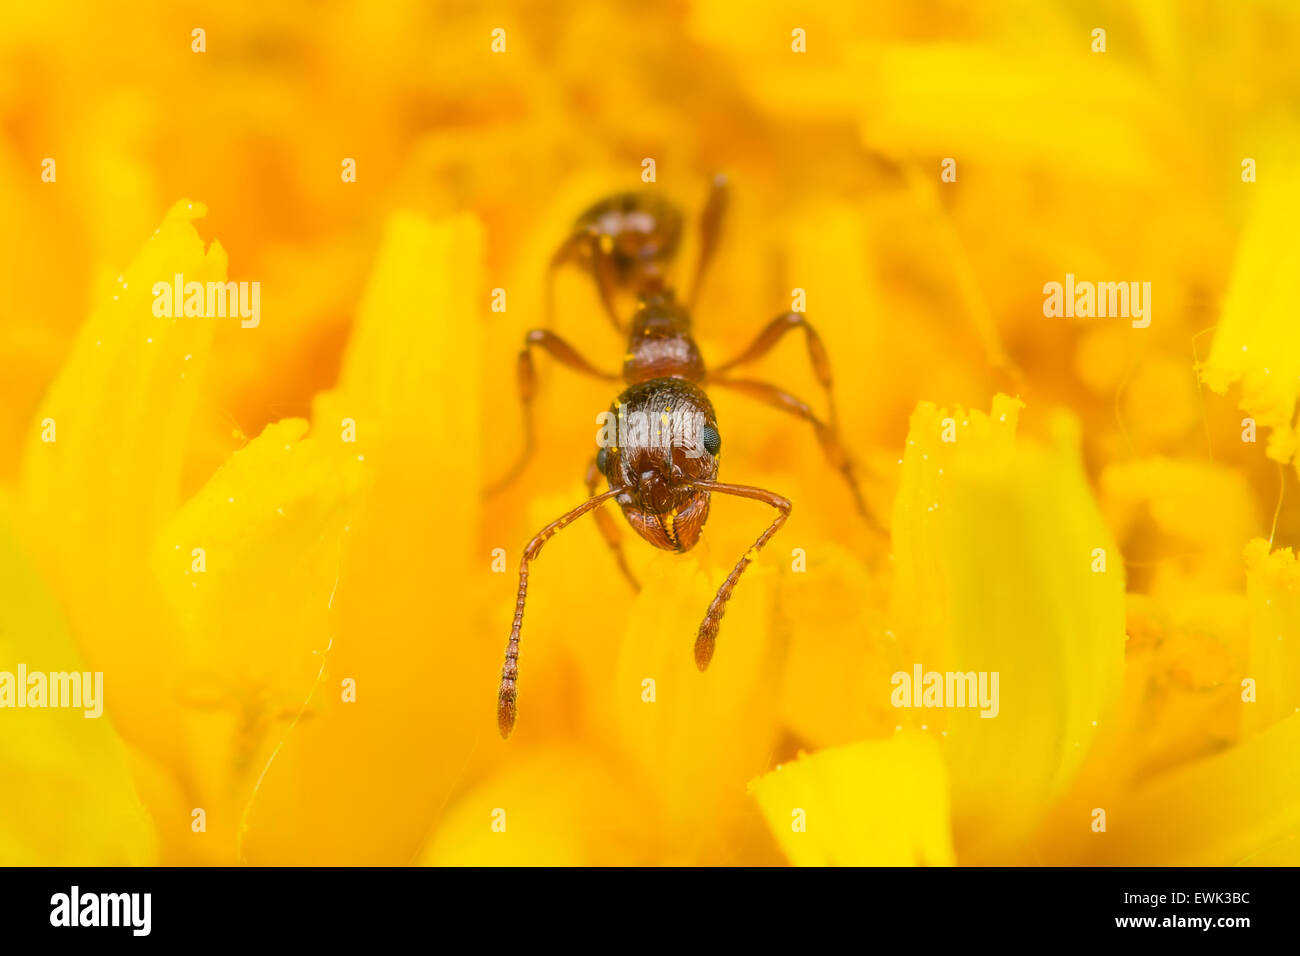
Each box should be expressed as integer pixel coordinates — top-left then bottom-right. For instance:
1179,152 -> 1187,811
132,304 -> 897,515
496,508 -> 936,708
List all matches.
498,488 -> 621,737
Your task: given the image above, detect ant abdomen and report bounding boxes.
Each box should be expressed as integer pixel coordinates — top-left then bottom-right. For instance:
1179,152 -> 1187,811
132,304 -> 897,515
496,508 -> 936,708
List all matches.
570,191 -> 684,290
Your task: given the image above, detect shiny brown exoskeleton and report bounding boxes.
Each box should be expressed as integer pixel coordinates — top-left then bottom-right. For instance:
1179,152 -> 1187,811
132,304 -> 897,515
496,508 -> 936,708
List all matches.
489,176 -> 875,738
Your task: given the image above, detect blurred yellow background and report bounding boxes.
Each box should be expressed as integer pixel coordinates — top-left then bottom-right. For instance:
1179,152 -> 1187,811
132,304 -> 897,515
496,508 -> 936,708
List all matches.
2,0 -> 1299,865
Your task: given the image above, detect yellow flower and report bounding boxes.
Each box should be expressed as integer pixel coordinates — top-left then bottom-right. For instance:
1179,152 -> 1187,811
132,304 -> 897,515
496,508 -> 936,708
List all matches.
3,0 -> 1300,867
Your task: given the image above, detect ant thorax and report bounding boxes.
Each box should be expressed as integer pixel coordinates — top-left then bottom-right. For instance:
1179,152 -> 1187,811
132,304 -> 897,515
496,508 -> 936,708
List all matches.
622,294 -> 705,383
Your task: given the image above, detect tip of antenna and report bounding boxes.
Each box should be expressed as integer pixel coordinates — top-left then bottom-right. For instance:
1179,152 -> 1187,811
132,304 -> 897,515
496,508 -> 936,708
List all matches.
694,631 -> 716,671
497,694 -> 517,739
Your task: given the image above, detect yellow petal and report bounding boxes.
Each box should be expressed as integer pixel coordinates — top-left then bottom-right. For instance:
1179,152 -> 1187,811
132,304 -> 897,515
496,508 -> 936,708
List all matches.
417,747 -> 658,866
775,542 -> 901,747
17,199 -> 225,768
1088,712 -> 1300,865
608,508 -> 786,863
749,732 -> 954,866
1242,538 -> 1300,734
1124,591 -> 1248,775
854,43 -> 1167,184
240,211 -> 490,864
0,493 -> 156,864
891,395 -> 1126,860
1100,458 -> 1260,595
143,418 -> 366,857
1004,590 -> 1250,863
21,199 -> 223,553
1103,458 -> 1259,550
1199,173 -> 1300,466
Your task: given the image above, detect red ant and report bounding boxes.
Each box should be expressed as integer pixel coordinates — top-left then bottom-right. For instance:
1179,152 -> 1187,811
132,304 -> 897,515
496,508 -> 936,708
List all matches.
489,175 -> 874,738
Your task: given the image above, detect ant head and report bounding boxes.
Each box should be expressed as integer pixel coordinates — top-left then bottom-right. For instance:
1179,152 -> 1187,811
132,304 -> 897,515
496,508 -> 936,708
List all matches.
599,378 -> 721,553
575,191 -> 683,288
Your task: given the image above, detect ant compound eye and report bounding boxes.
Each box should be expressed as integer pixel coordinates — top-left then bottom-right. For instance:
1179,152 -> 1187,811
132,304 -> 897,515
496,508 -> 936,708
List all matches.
701,425 -> 721,457
597,446 -> 610,475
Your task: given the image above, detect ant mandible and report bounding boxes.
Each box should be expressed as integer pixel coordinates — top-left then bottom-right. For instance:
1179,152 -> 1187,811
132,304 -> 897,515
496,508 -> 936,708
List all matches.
488,175 -> 875,738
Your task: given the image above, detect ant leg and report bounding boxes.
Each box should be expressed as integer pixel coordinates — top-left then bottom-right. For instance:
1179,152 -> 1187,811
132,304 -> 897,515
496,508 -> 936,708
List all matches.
498,488 -> 621,738
688,173 -> 729,308
687,480 -> 791,670
544,232 -> 588,329
590,240 -> 627,333
585,455 -> 640,591
709,377 -> 881,531
546,229 -> 626,335
711,311 -> 840,428
484,330 -> 620,497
